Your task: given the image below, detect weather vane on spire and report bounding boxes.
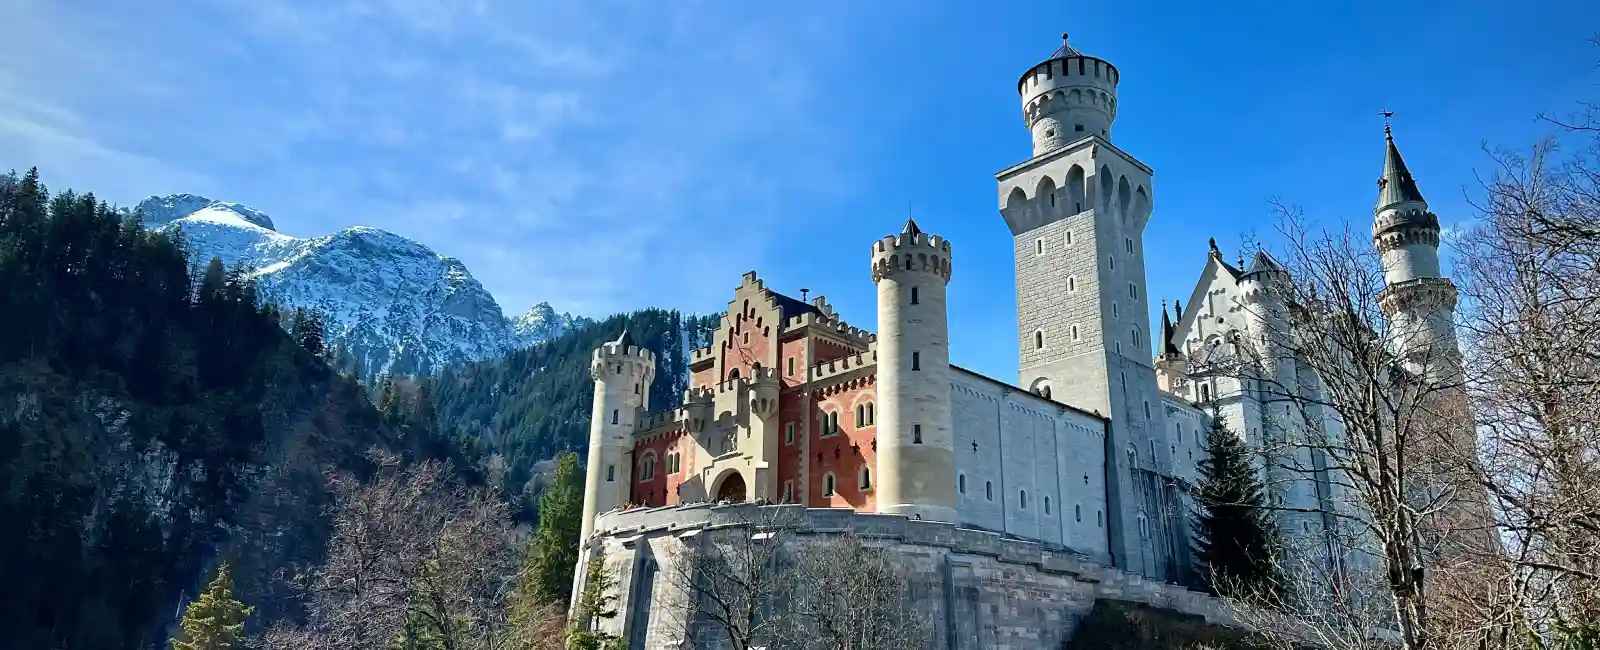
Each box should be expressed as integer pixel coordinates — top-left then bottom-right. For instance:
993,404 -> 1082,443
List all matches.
1379,108 -> 1395,137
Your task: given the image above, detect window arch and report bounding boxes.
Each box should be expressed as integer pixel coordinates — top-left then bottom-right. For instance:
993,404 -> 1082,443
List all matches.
1019,490 -> 1028,510
859,465 -> 872,490
1127,445 -> 1138,469
1132,327 -> 1142,349
822,472 -> 837,497
1034,330 -> 1045,350
985,481 -> 993,501
639,452 -> 657,481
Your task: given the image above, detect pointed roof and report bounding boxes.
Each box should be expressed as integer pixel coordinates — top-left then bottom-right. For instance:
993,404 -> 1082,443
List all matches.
612,329 -> 634,348
1051,32 -> 1084,58
1243,250 -> 1284,277
901,217 -> 923,238
1160,301 -> 1181,355
1376,124 -> 1427,211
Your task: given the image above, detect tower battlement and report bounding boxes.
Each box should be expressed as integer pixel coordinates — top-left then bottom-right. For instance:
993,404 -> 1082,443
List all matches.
871,223 -> 954,283
1019,35 -> 1120,154
590,342 -> 655,379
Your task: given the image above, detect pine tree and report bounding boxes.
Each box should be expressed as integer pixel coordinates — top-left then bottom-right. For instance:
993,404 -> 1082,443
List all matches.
566,557 -> 624,650
511,452 -> 585,617
1191,411 -> 1283,600
171,562 -> 254,650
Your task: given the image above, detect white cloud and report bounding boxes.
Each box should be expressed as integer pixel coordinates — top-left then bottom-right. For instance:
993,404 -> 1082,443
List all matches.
0,0 -> 864,318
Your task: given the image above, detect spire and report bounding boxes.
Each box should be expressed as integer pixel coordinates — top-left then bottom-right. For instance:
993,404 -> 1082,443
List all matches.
901,217 -> 923,238
1051,31 -> 1084,58
612,328 -> 634,348
1160,300 -> 1180,355
1376,121 -> 1427,211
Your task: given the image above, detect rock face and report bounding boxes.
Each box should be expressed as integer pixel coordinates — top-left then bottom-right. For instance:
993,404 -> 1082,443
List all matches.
138,194 -> 585,381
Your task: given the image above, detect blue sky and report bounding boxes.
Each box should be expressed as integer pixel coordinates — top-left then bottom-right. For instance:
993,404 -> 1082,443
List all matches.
2,0 -> 1596,382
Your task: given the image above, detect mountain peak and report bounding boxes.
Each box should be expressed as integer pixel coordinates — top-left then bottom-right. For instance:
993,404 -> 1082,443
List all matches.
136,193 -> 276,231
513,302 -> 592,347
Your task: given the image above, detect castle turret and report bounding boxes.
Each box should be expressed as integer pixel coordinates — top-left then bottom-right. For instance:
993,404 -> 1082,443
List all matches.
1372,124 -> 1460,379
871,218 -> 957,523
581,330 -> 656,542
1153,301 -> 1186,394
1020,33 -> 1120,156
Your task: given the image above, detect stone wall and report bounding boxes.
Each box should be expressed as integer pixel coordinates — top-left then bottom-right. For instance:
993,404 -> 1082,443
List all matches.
577,503 -> 1250,650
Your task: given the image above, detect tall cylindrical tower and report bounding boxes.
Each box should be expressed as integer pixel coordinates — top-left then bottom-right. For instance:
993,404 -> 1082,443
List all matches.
871,218 -> 956,523
1018,33 -> 1120,156
580,330 -> 656,542
1371,125 -> 1459,380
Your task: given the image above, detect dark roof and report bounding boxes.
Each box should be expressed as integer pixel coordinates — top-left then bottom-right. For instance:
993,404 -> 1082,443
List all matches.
768,291 -> 820,320
901,217 -> 923,238
1241,250 -> 1284,277
612,329 -> 634,348
1160,304 -> 1181,355
1376,126 -> 1427,210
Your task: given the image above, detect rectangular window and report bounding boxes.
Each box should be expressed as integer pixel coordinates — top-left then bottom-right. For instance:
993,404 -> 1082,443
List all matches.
1074,124 -> 1084,132
1064,230 -> 1073,246
912,352 -> 920,371
913,424 -> 922,444
611,409 -> 619,424
1036,239 -> 1045,255
1109,255 -> 1115,270
606,465 -> 615,482
788,357 -> 795,376
910,286 -> 919,304
783,481 -> 794,503
1125,237 -> 1133,254
785,422 -> 795,445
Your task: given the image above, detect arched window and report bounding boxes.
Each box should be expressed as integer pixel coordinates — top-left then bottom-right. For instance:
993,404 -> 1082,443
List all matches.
1132,327 -> 1142,349
859,465 -> 872,490
985,481 -> 994,501
1034,330 -> 1045,349
1039,385 -> 1052,400
904,256 -> 912,271
1044,496 -> 1052,515
1200,383 -> 1211,402
1068,276 -> 1076,292
959,474 -> 966,494
640,454 -> 656,481
866,403 -> 874,425
856,404 -> 866,427
1071,325 -> 1080,341
1019,490 -> 1028,510
1127,445 -> 1138,469
606,465 -> 615,482
1075,504 -> 1082,522
823,472 -> 837,497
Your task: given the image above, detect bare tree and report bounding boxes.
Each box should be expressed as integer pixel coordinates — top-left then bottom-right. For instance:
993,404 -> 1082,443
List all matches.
257,450 -> 526,650
659,508 -> 933,650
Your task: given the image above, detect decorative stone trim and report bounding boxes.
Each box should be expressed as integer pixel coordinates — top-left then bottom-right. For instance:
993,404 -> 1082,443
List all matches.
1378,277 -> 1459,316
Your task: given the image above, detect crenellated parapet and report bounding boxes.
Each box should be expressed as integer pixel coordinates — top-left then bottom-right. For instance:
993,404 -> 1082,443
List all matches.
870,230 -> 954,284
1373,218 -> 1442,253
810,345 -> 878,385
591,341 -> 656,383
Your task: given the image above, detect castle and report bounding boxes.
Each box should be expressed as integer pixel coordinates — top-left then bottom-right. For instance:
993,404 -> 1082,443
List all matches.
578,33 -> 1459,588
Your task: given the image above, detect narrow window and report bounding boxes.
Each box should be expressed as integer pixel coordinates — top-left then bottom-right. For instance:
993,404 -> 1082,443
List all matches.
1075,504 -> 1082,522
1125,237 -> 1133,254
1045,496 -> 1052,515
1071,325 -> 1080,341
634,383 -> 640,395
1036,239 -> 1045,255
1150,439 -> 1158,463
823,473 -> 836,497
856,404 -> 865,427
913,424 -> 923,444
910,286 -> 920,304
1064,230 -> 1073,246
1050,193 -> 1056,207
1133,327 -> 1141,348
788,357 -> 795,375
860,466 -> 872,490
905,256 -> 912,270
1115,342 -> 1122,355
1112,302 -> 1119,318
1020,490 -> 1028,510
986,481 -> 993,501
606,465 -> 615,482
1109,255 -> 1115,270
1200,384 -> 1211,401
1143,401 -> 1151,419
1098,510 -> 1103,527
959,474 -> 967,494
866,403 -> 874,424
611,409 -> 619,425
1034,330 -> 1045,349
785,422 -> 795,445
1068,276 -> 1076,292
912,352 -> 920,371
783,480 -> 794,503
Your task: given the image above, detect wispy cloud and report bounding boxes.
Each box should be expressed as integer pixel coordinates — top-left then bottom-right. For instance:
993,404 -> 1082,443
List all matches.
0,0 -> 866,317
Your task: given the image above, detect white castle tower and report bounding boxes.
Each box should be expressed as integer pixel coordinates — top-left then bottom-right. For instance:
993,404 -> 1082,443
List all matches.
871,218 -> 957,523
580,330 -> 656,542
1373,124 -> 1459,380
998,34 -> 1177,578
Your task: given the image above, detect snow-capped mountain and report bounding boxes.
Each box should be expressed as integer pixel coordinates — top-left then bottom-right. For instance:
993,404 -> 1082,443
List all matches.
136,194 -> 584,381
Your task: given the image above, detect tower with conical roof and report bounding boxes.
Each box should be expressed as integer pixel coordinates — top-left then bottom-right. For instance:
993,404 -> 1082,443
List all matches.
998,34 -> 1172,578
1372,124 -> 1459,379
871,217 -> 957,522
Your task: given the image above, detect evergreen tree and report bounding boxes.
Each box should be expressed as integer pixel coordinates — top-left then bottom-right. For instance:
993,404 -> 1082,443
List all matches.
1191,411 -> 1283,600
171,562 -> 254,650
566,557 -> 624,650
512,451 -> 585,614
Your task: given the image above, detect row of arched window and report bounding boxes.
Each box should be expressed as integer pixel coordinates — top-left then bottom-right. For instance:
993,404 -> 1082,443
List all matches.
819,466 -> 873,498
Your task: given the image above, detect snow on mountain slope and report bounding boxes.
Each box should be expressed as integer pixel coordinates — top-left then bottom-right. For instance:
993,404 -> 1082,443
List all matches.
139,194 -> 577,381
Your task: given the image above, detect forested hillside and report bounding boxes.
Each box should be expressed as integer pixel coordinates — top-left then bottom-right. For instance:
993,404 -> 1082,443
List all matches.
431,310 -> 720,503
0,168 -> 449,649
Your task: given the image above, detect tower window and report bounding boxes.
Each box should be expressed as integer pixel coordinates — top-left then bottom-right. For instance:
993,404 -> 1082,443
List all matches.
913,424 -> 923,444
860,466 -> 872,490
785,422 -> 795,445
1034,330 -> 1045,349
1125,237 -> 1134,254
606,465 -> 615,482
634,383 -> 640,395
1201,384 -> 1211,402
959,474 -> 966,494
1020,490 -> 1028,510
1098,510 -> 1103,527
1068,276 -> 1076,292
1144,401 -> 1151,419
986,481 -> 994,501
1115,342 -> 1123,355
1112,303 -> 1119,318
1064,230 -> 1073,246
912,352 -> 920,371
1075,124 -> 1084,132
1109,255 -> 1115,270
1071,325 -> 1080,341
1045,496 -> 1052,515
910,286 -> 919,304
1076,504 -> 1082,522
782,480 -> 794,503
1133,327 -> 1142,348
1045,128 -> 1055,138
611,409 -> 619,425
1050,192 -> 1056,207
1129,283 -> 1137,299
823,472 -> 836,497
1036,239 -> 1045,255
